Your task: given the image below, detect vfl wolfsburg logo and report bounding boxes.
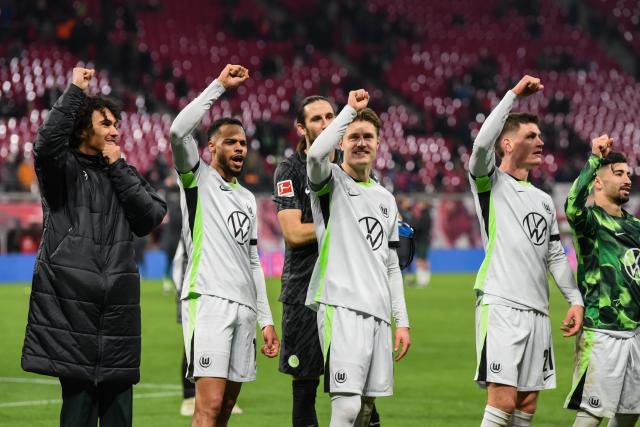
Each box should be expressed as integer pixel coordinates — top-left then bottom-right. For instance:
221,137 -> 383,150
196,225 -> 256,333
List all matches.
199,354 -> 212,368
523,212 -> 547,246
588,396 -> 601,408
622,248 -> 640,284
334,369 -> 347,384
228,211 -> 250,244
359,216 -> 384,250
489,361 -> 502,374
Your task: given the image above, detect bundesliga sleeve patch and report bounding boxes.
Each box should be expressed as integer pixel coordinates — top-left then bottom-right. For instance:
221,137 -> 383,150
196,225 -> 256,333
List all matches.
277,180 -> 294,197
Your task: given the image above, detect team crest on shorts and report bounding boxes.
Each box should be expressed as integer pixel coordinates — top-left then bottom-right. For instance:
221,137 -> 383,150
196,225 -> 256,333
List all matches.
199,353 -> 213,368
335,369 -> 347,384
288,355 -> 300,368
588,396 -> 601,408
489,361 -> 502,374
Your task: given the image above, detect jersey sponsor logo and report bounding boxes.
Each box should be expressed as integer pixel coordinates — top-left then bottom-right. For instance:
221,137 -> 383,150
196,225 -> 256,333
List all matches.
588,396 -> 601,408
622,248 -> 640,284
379,204 -> 389,218
199,354 -> 212,368
277,180 -> 294,197
359,216 -> 384,250
489,361 -> 502,374
522,212 -> 547,246
334,369 -> 347,384
228,211 -> 251,244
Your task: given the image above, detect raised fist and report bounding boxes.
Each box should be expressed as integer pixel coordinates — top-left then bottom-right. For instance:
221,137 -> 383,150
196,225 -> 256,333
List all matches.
591,134 -> 613,158
347,89 -> 369,112
217,64 -> 249,89
512,75 -> 543,97
72,67 -> 95,91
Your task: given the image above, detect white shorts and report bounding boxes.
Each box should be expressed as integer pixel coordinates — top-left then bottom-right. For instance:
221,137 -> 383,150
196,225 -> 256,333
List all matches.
475,303 -> 555,391
565,328 -> 640,418
182,294 -> 257,382
317,304 -> 393,397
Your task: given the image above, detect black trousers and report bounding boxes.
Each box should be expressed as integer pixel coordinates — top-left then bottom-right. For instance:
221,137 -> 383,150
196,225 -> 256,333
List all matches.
59,378 -> 132,427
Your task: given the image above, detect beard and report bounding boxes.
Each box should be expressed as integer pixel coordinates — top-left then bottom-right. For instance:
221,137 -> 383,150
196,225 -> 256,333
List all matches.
221,157 -> 243,177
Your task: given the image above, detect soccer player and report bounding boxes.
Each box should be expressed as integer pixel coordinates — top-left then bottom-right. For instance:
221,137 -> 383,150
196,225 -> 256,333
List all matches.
306,89 -> 410,427
21,67 -> 167,426
273,95 -> 335,427
169,64 -> 279,427
468,75 -> 585,427
564,136 -> 640,427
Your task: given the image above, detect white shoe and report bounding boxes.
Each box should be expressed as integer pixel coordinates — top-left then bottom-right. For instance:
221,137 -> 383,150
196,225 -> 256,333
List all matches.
231,404 -> 243,415
180,397 -> 195,416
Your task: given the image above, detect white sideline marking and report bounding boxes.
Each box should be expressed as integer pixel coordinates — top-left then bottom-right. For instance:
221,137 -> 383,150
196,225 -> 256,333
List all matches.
0,377 -> 180,390
0,391 -> 181,408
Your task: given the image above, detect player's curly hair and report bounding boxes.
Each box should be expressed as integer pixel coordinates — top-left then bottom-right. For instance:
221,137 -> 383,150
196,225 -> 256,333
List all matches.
495,112 -> 539,158
70,96 -> 121,149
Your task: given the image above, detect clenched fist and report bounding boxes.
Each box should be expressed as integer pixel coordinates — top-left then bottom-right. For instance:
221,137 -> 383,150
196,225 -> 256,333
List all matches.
72,67 -> 95,91
591,134 -> 613,158
512,75 -> 543,97
102,143 -> 121,165
217,64 -> 249,89
347,89 -> 369,112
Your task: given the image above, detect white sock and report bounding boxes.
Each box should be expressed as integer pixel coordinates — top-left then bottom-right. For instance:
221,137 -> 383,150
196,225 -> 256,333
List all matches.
573,410 -> 602,427
416,268 -> 430,287
508,410 -> 534,426
330,393 -> 361,427
481,405 -> 512,427
607,414 -> 639,427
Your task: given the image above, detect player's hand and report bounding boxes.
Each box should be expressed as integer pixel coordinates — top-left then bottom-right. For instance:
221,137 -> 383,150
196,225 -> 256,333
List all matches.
217,64 -> 249,89
591,134 -> 613,158
102,143 -> 121,165
71,67 -> 95,91
347,89 -> 369,112
561,304 -> 584,337
394,327 -> 411,361
260,325 -> 279,358
511,75 -> 543,97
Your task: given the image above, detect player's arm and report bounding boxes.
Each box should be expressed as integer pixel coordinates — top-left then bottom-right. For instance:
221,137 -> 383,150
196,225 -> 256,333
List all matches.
34,67 -> 93,163
388,248 -> 411,360
249,207 -> 280,358
546,204 -> 584,337
272,163 -> 316,247
469,75 -> 543,178
564,135 -> 612,231
169,64 -> 249,173
307,89 -> 368,188
277,210 -> 316,247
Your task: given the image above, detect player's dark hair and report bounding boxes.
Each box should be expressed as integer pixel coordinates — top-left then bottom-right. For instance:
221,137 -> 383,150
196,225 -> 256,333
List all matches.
601,151 -> 627,167
353,107 -> 381,137
207,117 -> 244,141
70,96 -> 121,149
295,95 -> 334,153
495,112 -> 539,158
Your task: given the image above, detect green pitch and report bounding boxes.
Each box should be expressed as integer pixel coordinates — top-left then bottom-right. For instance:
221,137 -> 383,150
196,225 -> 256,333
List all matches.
0,275 -> 578,426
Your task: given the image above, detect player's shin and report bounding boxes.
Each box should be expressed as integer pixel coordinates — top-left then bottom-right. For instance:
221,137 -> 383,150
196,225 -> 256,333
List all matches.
292,378 -> 320,427
354,396 -> 376,427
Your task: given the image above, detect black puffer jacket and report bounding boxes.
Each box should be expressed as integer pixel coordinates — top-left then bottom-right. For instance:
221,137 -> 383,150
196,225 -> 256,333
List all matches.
21,84 -> 167,384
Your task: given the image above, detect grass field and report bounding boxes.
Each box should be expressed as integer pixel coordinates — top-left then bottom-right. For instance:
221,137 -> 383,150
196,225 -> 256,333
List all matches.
0,275 -> 581,426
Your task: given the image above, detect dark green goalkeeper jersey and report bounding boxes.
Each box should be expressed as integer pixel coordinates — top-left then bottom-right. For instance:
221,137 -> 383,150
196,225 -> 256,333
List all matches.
565,155 -> 640,331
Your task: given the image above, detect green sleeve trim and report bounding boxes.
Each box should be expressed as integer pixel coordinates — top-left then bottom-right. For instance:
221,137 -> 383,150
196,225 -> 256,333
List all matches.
475,176 -> 491,193
179,171 -> 197,189
187,195 -> 203,295
474,194 -> 496,292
